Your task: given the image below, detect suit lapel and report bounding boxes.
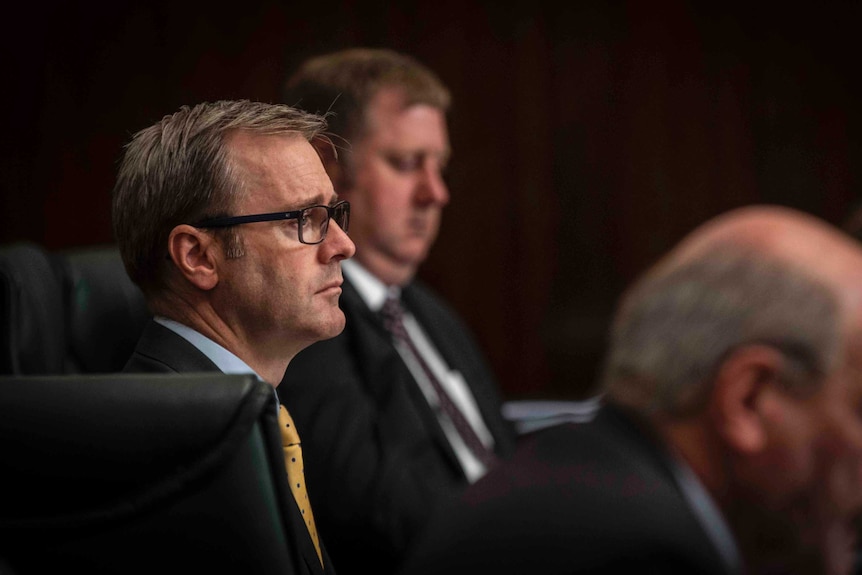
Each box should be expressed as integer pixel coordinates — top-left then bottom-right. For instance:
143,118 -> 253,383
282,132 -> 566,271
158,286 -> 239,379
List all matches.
132,321 -> 221,372
284,494 -> 327,574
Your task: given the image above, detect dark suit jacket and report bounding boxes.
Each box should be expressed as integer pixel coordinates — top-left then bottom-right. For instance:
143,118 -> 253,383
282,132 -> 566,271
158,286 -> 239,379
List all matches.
279,278 -> 517,575
398,404 -> 740,575
125,320 -> 336,575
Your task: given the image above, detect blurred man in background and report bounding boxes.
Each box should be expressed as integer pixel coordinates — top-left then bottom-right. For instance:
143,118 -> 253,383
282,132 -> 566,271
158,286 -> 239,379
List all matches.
279,48 -> 518,574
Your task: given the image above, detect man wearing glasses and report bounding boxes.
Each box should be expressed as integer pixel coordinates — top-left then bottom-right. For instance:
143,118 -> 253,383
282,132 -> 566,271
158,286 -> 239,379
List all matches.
112,99 -> 354,575
278,48 -> 518,575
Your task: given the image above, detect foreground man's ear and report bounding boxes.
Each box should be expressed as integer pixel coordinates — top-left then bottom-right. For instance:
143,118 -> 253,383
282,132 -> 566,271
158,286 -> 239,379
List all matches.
168,224 -> 220,291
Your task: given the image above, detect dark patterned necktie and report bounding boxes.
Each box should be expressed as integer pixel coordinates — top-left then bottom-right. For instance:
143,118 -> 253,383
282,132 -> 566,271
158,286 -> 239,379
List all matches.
381,295 -> 498,469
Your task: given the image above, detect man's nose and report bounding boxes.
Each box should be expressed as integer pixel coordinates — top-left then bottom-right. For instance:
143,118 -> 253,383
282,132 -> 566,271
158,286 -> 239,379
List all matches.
416,164 -> 450,206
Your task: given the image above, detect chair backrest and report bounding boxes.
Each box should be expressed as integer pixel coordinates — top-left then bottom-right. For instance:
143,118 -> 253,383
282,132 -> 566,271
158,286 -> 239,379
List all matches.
0,242 -> 67,374
58,245 -> 150,373
0,372 -> 299,574
0,242 -> 150,375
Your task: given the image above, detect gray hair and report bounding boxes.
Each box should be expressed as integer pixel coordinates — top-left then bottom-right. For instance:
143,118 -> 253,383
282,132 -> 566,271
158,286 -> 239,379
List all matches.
111,99 -> 329,298
600,246 -> 841,416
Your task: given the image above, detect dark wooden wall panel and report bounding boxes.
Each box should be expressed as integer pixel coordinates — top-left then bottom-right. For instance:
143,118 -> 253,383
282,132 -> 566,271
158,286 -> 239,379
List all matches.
4,0 -> 861,399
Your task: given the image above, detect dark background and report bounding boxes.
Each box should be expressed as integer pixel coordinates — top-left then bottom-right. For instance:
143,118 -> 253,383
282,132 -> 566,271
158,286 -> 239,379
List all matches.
3,0 -> 861,400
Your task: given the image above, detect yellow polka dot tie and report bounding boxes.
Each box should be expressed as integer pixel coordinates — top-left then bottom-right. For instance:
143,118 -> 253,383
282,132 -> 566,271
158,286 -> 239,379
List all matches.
278,404 -> 323,567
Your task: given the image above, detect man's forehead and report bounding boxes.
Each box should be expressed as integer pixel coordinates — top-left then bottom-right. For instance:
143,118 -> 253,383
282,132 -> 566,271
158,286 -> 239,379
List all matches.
227,133 -> 334,207
364,87 -> 446,126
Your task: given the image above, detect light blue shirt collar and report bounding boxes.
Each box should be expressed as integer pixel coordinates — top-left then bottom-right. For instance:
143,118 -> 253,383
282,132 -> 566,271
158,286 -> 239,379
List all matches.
667,452 -> 742,574
154,316 -> 263,379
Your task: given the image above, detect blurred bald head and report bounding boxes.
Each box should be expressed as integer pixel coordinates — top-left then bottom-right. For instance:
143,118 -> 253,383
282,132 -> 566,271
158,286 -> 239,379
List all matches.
600,205 -> 862,574
659,205 -> 862,305
602,204 -> 862,416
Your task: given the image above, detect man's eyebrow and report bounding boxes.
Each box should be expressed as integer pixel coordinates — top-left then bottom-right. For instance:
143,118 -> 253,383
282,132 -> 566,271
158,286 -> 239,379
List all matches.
382,148 -> 451,165
284,192 -> 339,211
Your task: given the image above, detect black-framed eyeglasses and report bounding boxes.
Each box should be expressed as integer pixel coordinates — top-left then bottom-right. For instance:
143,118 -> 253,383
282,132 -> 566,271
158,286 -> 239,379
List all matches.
193,200 -> 350,245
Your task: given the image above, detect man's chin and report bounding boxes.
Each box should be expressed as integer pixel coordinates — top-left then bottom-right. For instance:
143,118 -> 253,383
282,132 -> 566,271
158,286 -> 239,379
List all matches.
317,314 -> 347,341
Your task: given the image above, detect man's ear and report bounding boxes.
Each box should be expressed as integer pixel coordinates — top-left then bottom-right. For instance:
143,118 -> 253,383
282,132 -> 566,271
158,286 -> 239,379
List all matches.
709,344 -> 786,454
167,224 -> 220,291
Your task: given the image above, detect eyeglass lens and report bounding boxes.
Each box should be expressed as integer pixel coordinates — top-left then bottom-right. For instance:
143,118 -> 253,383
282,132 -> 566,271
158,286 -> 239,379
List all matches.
299,203 -> 349,244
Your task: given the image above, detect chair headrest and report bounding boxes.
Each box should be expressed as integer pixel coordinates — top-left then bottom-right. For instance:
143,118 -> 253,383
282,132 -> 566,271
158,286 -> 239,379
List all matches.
0,242 -> 66,374
0,242 -> 150,375
58,245 -> 150,373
